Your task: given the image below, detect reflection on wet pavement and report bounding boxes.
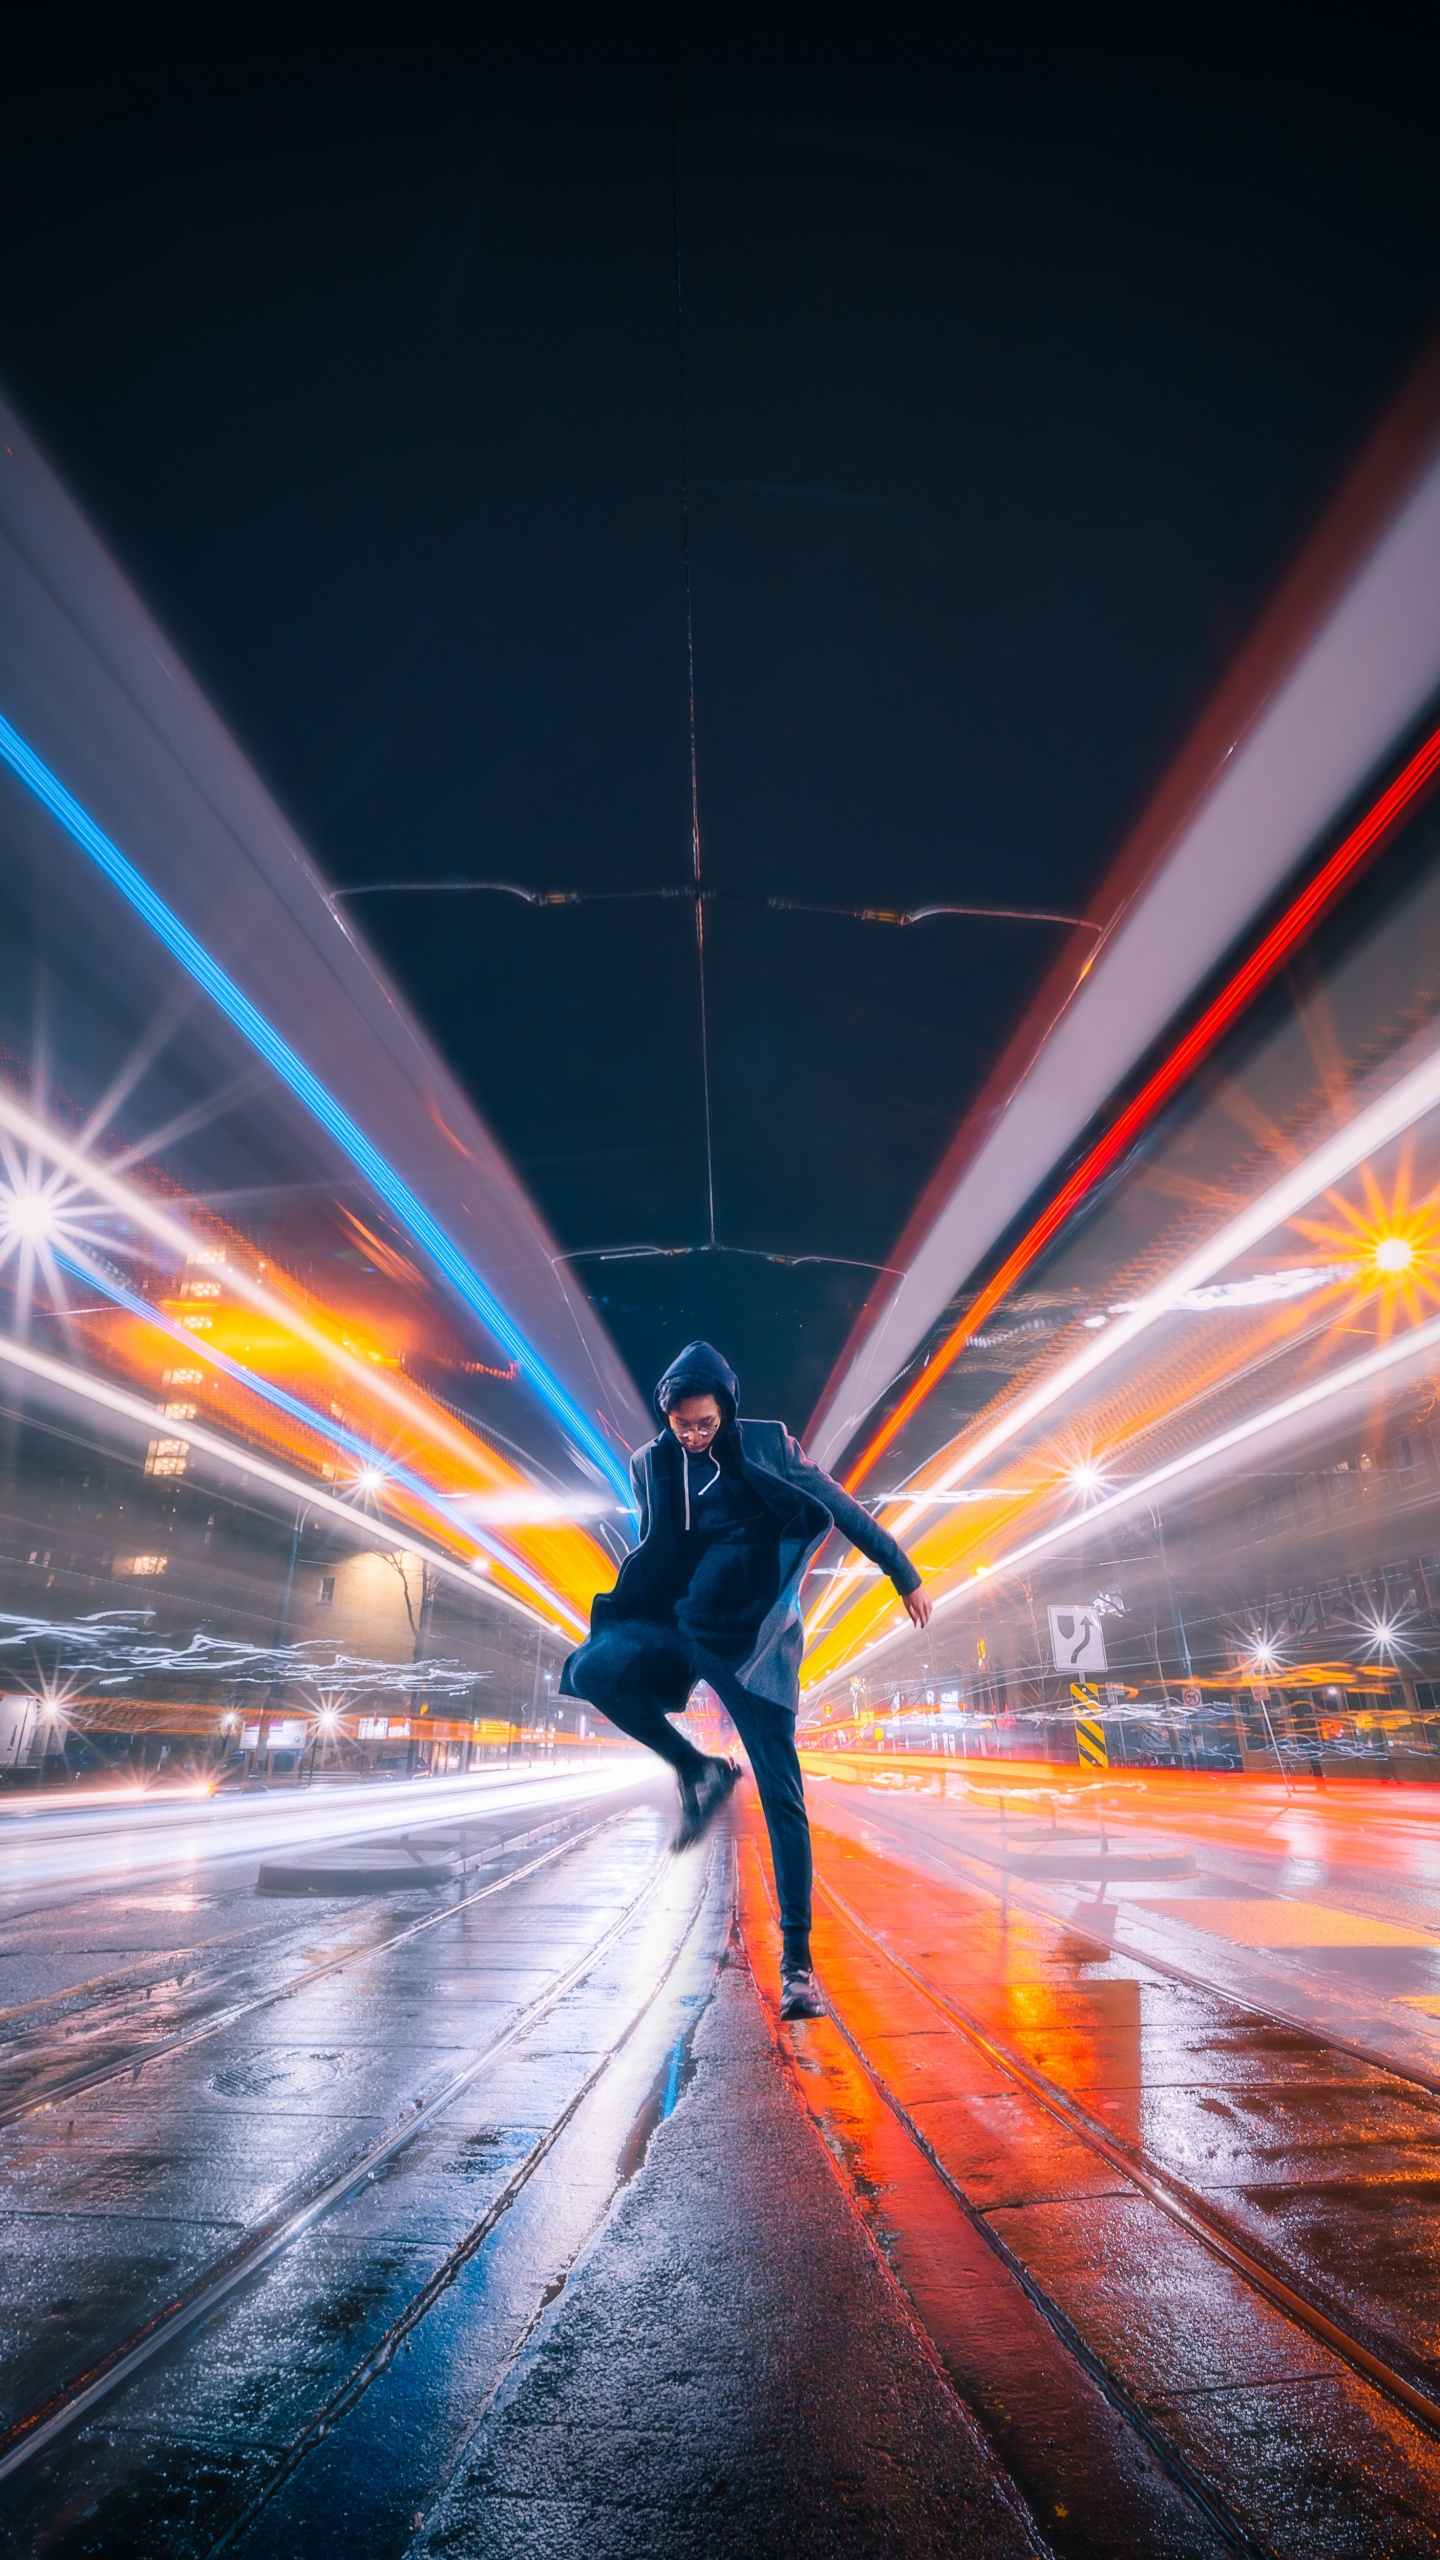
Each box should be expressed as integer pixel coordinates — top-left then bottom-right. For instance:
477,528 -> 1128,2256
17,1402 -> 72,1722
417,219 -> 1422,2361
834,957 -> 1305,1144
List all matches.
749,1768 -> 1440,2552
11,1764 -> 1440,2554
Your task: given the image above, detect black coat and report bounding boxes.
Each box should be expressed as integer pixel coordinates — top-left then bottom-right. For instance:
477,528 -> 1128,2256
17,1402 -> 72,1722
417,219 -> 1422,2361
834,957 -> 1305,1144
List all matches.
559,1341 -> 919,1715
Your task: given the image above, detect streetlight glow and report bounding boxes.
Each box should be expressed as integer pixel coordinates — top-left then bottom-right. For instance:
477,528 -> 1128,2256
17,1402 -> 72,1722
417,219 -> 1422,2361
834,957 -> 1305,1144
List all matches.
1373,1235 -> 1414,1274
0,1185 -> 60,1244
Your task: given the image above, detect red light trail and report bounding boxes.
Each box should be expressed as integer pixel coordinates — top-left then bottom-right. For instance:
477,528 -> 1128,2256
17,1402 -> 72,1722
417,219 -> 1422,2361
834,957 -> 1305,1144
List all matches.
843,714 -> 1440,1493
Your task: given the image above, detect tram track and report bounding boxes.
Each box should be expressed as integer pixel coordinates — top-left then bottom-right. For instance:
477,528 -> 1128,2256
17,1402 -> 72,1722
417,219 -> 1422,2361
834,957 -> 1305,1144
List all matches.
834,1788 -> 1440,2108
813,1865 -> 1440,2442
201,1839 -> 725,2560
0,1803 -> 631,2130
813,2003 -> 1263,2558
0,1761 -> 629,1936
0,1783 -> 653,2079
738,1806 -> 1440,2554
0,1812 -> 690,2491
739,1835 -> 1252,2558
814,1791 -> 1440,2404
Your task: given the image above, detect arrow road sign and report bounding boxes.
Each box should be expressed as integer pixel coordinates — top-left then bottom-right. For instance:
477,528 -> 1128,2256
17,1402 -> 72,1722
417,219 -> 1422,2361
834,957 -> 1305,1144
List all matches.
1048,1605 -> 1107,1673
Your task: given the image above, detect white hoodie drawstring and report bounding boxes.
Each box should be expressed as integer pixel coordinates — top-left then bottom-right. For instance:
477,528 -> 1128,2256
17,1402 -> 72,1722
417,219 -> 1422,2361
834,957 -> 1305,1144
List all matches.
682,1448 -> 720,1529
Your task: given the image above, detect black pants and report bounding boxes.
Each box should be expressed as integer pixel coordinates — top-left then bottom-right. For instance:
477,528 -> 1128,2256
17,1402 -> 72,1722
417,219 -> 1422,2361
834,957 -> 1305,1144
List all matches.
571,1620 -> 812,1968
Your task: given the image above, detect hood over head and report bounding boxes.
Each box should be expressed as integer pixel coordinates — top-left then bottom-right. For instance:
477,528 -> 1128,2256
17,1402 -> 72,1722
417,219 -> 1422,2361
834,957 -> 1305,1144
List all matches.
652,1340 -> 740,1427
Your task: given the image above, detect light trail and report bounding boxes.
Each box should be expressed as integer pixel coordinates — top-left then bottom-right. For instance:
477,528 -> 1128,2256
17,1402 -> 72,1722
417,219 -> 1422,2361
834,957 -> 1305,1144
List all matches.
805,1025 -> 1440,1646
840,712 -> 1440,1492
0,1762 -> 640,1896
0,709 -> 632,1510
0,1326 -> 587,1635
811,1299 -> 1440,1686
0,1085 -> 617,1612
50,1246 -> 573,1617
0,1084 -> 454,1442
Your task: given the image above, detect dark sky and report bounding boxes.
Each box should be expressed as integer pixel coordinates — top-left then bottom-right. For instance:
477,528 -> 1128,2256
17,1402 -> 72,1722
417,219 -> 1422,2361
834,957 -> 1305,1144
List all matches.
2,13 -> 1438,1431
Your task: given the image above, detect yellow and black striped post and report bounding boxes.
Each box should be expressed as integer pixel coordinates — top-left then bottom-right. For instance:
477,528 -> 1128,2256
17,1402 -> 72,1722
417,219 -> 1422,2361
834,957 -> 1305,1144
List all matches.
1070,1682 -> 1109,1768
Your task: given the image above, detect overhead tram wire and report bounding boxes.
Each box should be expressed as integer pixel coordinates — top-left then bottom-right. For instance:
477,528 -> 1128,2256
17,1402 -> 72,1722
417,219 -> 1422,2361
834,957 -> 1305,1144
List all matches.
330,881 -> 1097,932
321,898 -> 1098,1273
332,48 -> 1095,1264
671,33 -> 716,1251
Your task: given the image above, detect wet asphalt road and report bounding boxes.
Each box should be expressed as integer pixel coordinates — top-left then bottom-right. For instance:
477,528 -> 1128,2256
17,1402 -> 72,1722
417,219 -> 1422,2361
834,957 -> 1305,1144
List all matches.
793,1768 -> 1440,2555
410,1947 -> 1036,2560
5,1763 -> 1440,2552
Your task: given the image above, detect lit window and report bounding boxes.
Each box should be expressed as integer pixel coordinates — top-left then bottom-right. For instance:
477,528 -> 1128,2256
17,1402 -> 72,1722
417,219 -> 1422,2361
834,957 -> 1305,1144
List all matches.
1325,1465 -> 1357,1515
114,1554 -> 168,1577
1393,1432 -> 1429,1488
180,1280 -> 221,1298
181,1314 -> 213,1331
163,1368 -> 204,1386
161,1402 -> 197,1421
145,1438 -> 190,1477
187,1249 -> 226,1266
318,1574 -> 336,1606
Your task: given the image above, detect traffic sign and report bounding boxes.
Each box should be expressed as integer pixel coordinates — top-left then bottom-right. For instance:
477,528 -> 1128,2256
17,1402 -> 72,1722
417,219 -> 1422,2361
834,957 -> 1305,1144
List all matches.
1048,1604 -> 1107,1672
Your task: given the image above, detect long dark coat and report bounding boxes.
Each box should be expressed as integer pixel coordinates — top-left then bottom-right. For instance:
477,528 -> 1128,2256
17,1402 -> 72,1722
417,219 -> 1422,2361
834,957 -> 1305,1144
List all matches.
559,1341 -> 919,1717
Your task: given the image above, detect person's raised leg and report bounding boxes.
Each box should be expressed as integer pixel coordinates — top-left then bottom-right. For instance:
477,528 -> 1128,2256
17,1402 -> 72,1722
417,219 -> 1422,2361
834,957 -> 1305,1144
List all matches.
567,1625 -> 735,1845
567,1625 -> 705,1774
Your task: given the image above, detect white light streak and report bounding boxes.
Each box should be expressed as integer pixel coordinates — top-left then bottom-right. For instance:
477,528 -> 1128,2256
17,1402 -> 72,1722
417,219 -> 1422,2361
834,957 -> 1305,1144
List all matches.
0,1762 -> 640,1893
455,1491 -> 615,1523
892,1032 -> 1440,1532
816,1299 -> 1440,1685
1108,1263 -> 1351,1313
808,1030 -> 1440,1651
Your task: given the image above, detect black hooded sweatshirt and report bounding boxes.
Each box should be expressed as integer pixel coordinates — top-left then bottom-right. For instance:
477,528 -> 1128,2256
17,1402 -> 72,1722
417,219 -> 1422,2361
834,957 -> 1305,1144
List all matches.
658,1362 -> 779,1660
561,1340 -> 920,1713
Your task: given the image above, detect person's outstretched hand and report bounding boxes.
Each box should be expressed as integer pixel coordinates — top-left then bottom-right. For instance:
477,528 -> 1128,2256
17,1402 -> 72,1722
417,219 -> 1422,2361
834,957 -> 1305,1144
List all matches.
903,1586 -> 932,1630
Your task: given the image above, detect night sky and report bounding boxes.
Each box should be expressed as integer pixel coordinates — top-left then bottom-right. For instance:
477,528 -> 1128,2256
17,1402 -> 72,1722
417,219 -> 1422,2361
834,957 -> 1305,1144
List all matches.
3,14 -> 1438,1431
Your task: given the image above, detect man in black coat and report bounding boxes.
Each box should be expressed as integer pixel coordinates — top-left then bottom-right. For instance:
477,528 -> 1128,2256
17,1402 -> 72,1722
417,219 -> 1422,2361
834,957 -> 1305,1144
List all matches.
560,1342 -> 930,2018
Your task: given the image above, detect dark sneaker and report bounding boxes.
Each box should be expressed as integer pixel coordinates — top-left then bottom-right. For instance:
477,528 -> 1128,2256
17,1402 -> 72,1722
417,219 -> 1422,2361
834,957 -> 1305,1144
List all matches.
673,1756 -> 739,1851
779,1967 -> 825,2021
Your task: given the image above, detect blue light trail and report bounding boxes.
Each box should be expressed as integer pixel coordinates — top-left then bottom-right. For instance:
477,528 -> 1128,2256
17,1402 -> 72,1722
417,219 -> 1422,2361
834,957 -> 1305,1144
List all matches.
0,709 -> 632,1509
